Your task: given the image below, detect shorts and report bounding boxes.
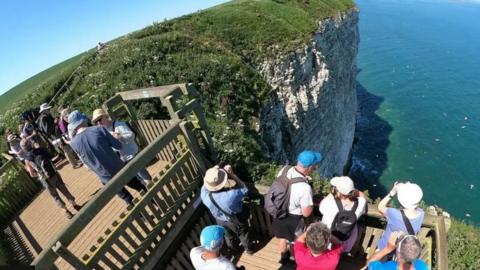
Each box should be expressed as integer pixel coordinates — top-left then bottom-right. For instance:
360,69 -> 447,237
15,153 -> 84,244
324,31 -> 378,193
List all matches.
271,214 -> 305,242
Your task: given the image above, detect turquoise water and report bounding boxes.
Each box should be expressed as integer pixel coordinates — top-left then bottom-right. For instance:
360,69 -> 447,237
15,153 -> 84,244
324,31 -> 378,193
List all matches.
354,0 -> 480,223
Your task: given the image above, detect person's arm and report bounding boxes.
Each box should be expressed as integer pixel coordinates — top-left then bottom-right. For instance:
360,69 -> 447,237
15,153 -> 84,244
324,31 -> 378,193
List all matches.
301,206 -> 313,217
378,182 -> 398,216
114,122 -> 134,143
367,231 -> 401,265
300,185 -> 314,217
102,127 -> 122,150
297,228 -> 308,243
223,165 -> 246,187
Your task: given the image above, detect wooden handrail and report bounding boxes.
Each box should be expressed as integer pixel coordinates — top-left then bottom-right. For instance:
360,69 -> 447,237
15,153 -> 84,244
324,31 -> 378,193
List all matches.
32,119 -> 182,268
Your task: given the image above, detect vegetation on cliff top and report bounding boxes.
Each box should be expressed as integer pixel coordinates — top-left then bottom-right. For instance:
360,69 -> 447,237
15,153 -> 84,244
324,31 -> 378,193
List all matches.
0,0 -> 354,178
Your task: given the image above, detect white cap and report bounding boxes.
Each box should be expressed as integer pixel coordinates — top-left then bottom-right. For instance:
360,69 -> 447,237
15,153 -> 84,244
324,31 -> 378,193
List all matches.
39,103 -> 52,113
397,182 -> 423,209
330,176 -> 355,195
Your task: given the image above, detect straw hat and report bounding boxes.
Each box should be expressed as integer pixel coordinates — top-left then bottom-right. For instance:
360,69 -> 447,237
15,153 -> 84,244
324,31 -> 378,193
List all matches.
397,182 -> 423,210
92,108 -> 108,123
203,165 -> 236,192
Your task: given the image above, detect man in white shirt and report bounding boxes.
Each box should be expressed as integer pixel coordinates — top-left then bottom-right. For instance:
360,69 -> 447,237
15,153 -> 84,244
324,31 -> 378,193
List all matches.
190,225 -> 238,270
92,108 -> 152,183
271,150 -> 322,264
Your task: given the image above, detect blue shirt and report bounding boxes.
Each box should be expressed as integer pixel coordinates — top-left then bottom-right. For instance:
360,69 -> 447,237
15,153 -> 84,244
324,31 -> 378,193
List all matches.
378,208 -> 425,249
368,260 -> 429,270
70,126 -> 123,183
200,185 -> 248,222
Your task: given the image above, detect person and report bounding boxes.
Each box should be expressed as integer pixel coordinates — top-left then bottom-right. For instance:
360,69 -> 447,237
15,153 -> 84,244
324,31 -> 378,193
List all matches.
7,134 -> 25,161
190,225 -> 238,270
377,182 -> 425,251
367,231 -> 428,270
200,164 -> 252,253
294,222 -> 343,270
271,150 -> 321,264
91,108 -> 152,183
36,103 -> 56,140
319,176 -> 367,252
68,110 -> 147,206
20,139 -> 81,219
52,115 -> 82,169
58,108 -> 70,135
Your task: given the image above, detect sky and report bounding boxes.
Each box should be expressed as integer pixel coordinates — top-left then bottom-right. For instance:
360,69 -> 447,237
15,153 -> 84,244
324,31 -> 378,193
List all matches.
0,0 -> 228,95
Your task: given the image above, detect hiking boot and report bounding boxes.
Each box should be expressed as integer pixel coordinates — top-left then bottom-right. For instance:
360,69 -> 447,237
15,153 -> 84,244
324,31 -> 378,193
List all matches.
73,204 -> 82,211
65,210 -> 74,219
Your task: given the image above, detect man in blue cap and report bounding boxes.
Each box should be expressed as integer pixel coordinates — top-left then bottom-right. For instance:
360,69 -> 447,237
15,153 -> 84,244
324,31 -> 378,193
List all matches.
68,110 -> 146,206
270,150 -> 322,264
190,225 -> 238,270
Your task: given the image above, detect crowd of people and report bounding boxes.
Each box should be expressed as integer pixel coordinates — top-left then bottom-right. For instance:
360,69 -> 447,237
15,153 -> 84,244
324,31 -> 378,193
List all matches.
3,103 -> 429,269
193,151 -> 428,270
3,103 -> 150,218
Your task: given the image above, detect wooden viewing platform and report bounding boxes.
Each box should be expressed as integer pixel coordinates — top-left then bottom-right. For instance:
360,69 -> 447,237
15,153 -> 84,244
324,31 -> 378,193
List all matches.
1,84 -> 447,269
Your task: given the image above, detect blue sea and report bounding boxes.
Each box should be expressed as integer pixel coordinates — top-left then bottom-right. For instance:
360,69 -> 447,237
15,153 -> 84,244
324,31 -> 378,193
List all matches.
352,0 -> 480,223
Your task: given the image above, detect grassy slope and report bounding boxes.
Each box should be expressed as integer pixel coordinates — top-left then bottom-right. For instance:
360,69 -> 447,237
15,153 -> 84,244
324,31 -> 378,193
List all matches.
0,53 -> 87,113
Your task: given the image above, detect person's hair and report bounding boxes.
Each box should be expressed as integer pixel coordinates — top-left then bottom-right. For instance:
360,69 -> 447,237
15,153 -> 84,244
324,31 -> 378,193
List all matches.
332,186 -> 359,201
306,222 -> 331,255
397,235 -> 422,267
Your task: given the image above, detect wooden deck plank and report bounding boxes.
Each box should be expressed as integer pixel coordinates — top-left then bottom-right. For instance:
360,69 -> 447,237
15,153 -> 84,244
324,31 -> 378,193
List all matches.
3,158 -> 167,269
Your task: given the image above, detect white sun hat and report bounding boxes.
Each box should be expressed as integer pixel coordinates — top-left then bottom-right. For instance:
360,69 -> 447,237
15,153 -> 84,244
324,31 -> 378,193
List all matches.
397,182 -> 423,209
330,176 -> 355,195
39,103 -> 52,113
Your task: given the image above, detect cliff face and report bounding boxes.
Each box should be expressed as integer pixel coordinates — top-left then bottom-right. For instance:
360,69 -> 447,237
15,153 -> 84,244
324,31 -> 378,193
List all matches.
258,10 -> 359,177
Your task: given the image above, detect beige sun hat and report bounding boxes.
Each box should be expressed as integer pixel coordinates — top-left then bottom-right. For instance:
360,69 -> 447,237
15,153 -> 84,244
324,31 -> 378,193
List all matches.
92,108 -> 108,123
397,182 -> 423,209
203,165 -> 236,192
330,176 -> 355,195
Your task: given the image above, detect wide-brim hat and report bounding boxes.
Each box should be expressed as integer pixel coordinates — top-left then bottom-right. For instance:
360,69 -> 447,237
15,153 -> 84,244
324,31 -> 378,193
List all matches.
67,110 -> 88,133
397,182 -> 423,209
39,103 -> 52,113
92,108 -> 108,123
330,176 -> 355,195
203,165 -> 236,192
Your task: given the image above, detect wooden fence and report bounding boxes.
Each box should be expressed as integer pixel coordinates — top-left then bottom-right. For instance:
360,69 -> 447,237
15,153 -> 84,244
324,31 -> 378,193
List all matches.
0,159 -> 40,227
32,120 -> 208,269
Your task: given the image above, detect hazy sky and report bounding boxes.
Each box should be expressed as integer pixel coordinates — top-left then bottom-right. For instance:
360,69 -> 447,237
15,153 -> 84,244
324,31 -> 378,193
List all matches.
0,0 -> 227,95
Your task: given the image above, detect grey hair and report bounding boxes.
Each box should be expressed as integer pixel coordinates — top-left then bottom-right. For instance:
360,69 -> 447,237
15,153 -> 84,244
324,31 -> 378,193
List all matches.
397,235 -> 422,264
306,222 -> 331,255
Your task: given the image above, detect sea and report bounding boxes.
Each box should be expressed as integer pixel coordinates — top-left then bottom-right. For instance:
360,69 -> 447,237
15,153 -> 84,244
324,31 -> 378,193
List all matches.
351,0 -> 480,224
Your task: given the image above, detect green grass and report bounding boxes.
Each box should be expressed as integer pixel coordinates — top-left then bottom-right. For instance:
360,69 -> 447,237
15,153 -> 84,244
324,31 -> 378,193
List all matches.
447,219 -> 480,269
0,53 -> 87,114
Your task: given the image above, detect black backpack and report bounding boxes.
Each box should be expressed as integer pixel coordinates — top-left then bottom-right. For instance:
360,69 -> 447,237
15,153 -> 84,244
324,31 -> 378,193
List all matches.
264,166 -> 307,219
33,150 -> 57,178
331,198 -> 359,241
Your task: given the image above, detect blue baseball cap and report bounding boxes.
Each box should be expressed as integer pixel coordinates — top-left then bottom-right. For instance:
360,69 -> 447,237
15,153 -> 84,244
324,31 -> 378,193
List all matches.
297,150 -> 323,167
200,225 -> 225,250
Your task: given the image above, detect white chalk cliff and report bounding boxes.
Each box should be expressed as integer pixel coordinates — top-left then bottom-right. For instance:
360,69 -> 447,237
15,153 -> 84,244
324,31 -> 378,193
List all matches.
258,10 -> 359,177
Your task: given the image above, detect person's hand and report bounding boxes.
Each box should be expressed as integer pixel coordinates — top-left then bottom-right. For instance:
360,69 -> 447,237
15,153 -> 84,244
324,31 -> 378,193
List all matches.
223,164 -> 233,174
389,181 -> 399,197
111,132 -> 122,140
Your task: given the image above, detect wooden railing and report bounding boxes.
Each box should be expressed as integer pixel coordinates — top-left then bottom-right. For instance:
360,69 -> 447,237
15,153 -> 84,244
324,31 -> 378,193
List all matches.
0,159 -> 40,227
32,120 -> 208,269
